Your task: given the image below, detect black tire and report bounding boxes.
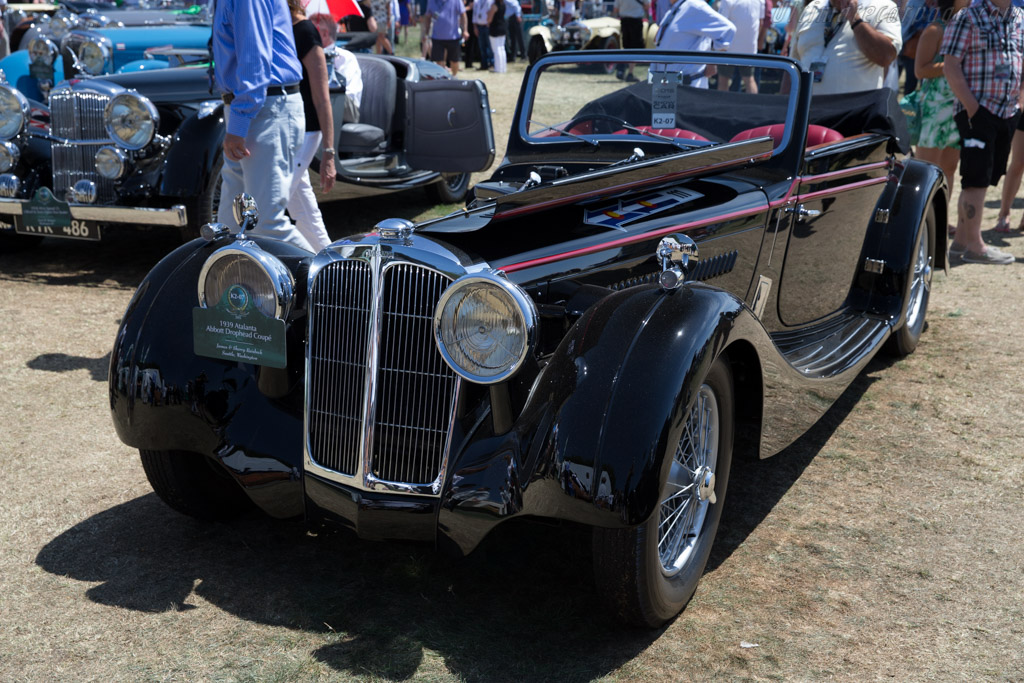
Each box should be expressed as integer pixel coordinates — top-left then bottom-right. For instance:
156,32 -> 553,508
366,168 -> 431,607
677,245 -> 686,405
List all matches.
139,449 -> 252,521
593,358 -> 734,628
425,172 -> 470,204
886,203 -> 934,356
527,35 -> 547,65
181,156 -> 224,242
600,35 -> 620,74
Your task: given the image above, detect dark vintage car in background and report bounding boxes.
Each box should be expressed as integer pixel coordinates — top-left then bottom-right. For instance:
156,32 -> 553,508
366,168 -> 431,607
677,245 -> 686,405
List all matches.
0,46 -> 490,248
108,51 -> 944,627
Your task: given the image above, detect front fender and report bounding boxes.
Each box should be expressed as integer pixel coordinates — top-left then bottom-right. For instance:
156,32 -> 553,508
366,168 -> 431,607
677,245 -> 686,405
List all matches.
159,106 -> 225,199
109,236 -> 312,518
439,283 -> 758,554
0,50 -> 63,101
528,25 -> 554,52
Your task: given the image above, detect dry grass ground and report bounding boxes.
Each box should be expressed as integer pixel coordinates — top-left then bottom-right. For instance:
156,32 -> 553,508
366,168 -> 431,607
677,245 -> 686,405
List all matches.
1,44 -> 1023,682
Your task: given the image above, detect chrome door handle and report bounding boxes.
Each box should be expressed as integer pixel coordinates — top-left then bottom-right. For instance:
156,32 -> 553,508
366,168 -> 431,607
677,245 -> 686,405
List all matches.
785,204 -> 822,220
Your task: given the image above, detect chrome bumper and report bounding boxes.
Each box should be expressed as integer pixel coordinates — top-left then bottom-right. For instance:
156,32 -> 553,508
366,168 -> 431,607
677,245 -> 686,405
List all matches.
0,198 -> 188,227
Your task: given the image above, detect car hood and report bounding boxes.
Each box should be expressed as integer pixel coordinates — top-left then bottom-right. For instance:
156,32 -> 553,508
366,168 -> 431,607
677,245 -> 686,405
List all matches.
80,64 -> 215,105
93,24 -> 212,49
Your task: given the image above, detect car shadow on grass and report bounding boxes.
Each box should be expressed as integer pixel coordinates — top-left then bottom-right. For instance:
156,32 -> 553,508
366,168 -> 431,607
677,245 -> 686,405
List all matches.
707,353 -> 893,573
36,494 -> 655,680
27,351 -> 110,382
0,228 -> 183,289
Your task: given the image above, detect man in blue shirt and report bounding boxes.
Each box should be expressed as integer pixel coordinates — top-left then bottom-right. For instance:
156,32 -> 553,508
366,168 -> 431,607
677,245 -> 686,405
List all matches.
213,0 -> 313,250
424,0 -> 469,75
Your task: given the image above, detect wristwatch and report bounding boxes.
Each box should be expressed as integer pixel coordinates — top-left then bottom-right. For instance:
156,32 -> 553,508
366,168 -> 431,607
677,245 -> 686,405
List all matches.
850,18 -> 864,30
323,147 -> 336,156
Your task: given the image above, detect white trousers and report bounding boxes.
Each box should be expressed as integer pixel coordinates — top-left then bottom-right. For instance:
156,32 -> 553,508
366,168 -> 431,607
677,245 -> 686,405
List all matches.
489,35 -> 506,73
287,131 -> 332,252
220,93 -> 313,251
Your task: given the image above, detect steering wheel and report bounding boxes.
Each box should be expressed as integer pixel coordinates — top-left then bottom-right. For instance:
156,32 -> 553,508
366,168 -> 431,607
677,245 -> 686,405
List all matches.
564,113 -> 631,135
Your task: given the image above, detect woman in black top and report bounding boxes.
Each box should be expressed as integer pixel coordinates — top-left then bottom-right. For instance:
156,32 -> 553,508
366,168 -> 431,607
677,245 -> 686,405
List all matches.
286,0 -> 336,251
486,0 -> 507,73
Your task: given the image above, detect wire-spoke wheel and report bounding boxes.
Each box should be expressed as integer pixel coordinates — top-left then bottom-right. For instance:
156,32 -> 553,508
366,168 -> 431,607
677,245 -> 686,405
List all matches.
593,358 -> 734,627
886,203 -> 934,356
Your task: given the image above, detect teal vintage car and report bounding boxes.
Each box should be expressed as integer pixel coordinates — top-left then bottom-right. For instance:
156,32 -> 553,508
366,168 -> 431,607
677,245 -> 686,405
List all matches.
0,7 -> 210,102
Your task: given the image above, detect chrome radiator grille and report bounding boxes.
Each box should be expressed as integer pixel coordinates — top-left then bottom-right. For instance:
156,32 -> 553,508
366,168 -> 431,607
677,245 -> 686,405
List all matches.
307,259 -> 459,492
49,89 -> 116,203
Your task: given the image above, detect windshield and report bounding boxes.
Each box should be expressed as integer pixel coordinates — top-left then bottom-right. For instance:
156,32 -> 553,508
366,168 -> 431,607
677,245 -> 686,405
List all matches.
523,54 -> 800,152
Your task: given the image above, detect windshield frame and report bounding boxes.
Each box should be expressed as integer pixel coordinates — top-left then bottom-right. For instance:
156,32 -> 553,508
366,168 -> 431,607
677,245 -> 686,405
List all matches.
514,50 -> 805,159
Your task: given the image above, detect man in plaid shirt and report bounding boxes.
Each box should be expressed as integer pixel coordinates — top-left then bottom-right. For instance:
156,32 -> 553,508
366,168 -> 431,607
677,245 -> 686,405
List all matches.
943,0 -> 1024,264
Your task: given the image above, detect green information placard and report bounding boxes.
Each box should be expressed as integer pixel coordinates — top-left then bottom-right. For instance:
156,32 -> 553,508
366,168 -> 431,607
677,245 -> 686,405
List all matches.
193,285 -> 287,368
22,187 -> 72,229
28,62 -> 55,83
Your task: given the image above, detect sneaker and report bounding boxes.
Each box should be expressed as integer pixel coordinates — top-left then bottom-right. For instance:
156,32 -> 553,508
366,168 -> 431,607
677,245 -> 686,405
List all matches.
993,217 -> 1012,233
625,73 -> 638,82
948,241 -> 966,257
615,68 -> 625,80
960,246 -> 1015,264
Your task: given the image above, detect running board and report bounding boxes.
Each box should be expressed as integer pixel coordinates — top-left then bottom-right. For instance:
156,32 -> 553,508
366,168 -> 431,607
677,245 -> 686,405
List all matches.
772,313 -> 890,379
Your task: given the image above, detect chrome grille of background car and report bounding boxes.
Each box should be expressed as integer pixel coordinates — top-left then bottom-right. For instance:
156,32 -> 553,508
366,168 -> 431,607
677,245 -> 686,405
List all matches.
49,89 -> 116,204
307,259 -> 460,493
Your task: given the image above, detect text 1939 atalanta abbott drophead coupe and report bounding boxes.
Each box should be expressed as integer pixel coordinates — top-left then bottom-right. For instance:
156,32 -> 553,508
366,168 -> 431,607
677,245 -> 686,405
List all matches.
109,51 -> 946,627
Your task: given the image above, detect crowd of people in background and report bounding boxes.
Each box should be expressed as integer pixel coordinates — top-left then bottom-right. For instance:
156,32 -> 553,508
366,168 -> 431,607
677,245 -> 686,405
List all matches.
210,0 -> 1024,263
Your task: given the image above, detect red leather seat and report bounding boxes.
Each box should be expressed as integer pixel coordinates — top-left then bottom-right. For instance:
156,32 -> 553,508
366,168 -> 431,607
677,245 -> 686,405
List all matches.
729,123 -> 843,148
614,126 -> 709,141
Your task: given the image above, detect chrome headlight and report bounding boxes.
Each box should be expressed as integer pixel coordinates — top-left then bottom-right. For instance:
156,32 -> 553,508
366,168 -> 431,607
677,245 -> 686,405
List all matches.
49,12 -> 79,41
578,25 -> 592,43
77,38 -> 112,75
0,141 -> 20,172
434,272 -> 537,384
198,243 -> 295,320
104,92 -> 159,150
0,86 -> 29,140
550,25 -> 564,42
28,38 -> 59,66
95,145 -> 127,179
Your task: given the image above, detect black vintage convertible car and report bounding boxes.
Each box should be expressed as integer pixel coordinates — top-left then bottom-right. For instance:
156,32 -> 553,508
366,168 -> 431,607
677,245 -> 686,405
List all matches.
109,51 -> 945,627
0,42 -> 488,247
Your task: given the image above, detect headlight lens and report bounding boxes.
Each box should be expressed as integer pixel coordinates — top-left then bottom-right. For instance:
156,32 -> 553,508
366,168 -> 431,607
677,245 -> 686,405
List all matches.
95,145 -> 127,179
50,13 -> 78,41
77,39 -> 111,75
578,25 -> 592,43
27,38 -> 58,66
198,245 -> 295,320
0,86 -> 29,140
104,92 -> 159,150
0,141 -> 20,172
434,272 -> 537,384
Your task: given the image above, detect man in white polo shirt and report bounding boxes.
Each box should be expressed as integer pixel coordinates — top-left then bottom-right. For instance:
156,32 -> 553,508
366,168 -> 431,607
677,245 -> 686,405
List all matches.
717,0 -> 766,93
789,0 -> 902,95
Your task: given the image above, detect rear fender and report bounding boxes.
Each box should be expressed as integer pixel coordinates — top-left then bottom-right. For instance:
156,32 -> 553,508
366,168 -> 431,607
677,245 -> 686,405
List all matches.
109,236 -> 312,518
851,158 -> 946,321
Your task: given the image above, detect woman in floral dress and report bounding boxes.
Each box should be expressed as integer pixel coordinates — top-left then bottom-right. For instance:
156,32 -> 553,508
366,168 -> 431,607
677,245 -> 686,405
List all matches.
914,0 -> 968,236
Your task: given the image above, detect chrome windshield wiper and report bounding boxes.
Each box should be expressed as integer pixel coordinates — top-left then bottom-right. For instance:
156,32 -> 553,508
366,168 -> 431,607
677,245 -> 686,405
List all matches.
527,119 -> 600,147
615,122 -> 696,149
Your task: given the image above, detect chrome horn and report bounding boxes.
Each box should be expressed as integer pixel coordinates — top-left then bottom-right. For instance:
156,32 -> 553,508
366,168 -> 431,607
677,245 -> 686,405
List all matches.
200,193 -> 260,242
232,192 -> 259,236
657,234 -> 698,291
